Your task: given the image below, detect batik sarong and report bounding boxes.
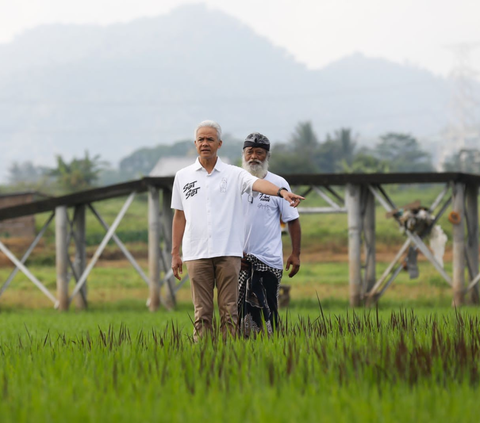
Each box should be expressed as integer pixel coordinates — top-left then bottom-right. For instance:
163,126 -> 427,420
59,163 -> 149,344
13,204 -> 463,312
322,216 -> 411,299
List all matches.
238,254 -> 283,337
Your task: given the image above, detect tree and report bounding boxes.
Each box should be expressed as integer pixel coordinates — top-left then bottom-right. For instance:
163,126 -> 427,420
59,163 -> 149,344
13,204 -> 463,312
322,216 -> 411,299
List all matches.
8,161 -> 47,183
316,128 -> 357,173
373,133 -> 433,172
119,135 -> 243,177
6,161 -> 52,192
269,121 -> 320,174
290,121 -> 319,151
49,151 -> 107,193
269,145 -> 315,175
287,121 -> 320,173
119,141 -> 193,178
443,149 -> 480,174
340,149 -> 390,173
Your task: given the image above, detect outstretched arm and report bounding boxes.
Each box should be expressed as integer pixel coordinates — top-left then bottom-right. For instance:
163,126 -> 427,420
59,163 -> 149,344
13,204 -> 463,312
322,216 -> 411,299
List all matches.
285,218 -> 301,277
252,179 -> 305,207
171,209 -> 186,280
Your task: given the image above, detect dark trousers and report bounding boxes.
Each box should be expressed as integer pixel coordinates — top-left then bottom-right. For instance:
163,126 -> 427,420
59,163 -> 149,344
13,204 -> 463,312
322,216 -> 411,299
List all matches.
238,269 -> 280,336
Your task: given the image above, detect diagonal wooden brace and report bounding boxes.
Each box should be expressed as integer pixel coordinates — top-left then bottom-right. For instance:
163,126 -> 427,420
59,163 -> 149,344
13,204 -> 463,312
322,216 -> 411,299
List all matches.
0,212 -> 55,298
89,204 -> 150,286
366,185 -> 453,301
69,191 -> 137,302
0,239 -> 58,306
313,186 -> 343,209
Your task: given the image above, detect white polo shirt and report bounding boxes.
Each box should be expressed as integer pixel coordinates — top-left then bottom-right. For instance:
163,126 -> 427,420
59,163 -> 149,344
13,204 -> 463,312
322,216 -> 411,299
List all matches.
242,171 -> 299,270
171,157 -> 258,261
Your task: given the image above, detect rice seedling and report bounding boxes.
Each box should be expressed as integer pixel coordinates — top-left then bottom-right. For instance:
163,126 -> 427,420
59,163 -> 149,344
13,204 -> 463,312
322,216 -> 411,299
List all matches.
1,306 -> 480,422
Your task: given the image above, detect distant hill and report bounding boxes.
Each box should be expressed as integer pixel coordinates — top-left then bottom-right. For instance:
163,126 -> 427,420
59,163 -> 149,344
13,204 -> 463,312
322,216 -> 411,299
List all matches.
0,3 -> 456,180
118,135 -> 243,179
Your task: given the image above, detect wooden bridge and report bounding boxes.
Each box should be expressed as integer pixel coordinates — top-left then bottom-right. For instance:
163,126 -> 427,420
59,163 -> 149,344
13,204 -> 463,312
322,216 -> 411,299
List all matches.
0,172 -> 479,310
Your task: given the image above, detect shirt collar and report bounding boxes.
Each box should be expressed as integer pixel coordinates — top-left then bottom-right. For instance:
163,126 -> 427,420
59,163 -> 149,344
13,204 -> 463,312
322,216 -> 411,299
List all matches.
193,158 -> 203,170
194,156 -> 225,172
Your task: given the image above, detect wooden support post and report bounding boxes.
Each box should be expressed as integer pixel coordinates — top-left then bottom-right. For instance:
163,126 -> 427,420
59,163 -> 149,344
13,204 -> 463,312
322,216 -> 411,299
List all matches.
55,206 -> 69,311
466,184 -> 479,304
148,186 -> 161,311
162,188 -> 173,250
161,187 -> 176,308
346,184 -> 362,307
452,182 -> 466,306
73,204 -> 87,310
363,187 -> 376,293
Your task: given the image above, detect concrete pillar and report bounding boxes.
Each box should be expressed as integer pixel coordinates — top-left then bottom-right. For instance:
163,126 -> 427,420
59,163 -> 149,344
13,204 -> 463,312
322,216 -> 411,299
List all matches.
55,206 -> 69,311
346,184 -> 362,307
465,184 -> 479,304
148,186 -> 161,311
452,182 -> 466,306
73,204 -> 87,310
363,187 -> 376,293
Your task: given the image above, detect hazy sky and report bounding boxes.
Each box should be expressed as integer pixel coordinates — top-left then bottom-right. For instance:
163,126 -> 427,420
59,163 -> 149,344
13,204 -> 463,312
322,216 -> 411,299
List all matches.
1,0 -> 479,77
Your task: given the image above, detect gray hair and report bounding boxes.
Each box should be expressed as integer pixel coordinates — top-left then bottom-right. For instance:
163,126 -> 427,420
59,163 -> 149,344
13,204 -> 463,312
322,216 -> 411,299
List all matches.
195,120 -> 222,140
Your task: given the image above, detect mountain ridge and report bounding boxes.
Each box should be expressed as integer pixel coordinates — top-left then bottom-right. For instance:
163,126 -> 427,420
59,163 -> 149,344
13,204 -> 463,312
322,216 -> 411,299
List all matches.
0,3 -> 454,180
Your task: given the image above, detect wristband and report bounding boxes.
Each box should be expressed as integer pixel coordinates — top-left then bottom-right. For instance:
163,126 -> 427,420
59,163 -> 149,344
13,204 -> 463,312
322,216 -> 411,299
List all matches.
277,187 -> 288,198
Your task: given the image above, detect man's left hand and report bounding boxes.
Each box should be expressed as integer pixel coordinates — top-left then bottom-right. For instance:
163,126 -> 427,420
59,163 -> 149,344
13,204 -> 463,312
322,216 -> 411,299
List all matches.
285,254 -> 300,277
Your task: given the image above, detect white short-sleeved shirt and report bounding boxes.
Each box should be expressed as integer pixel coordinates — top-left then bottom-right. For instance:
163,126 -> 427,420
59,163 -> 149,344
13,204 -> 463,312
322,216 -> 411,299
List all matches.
171,157 -> 258,261
242,172 -> 299,270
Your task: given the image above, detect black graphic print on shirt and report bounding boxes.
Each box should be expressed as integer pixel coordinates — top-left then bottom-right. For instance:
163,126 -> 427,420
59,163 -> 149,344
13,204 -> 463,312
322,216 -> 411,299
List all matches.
183,181 -> 200,199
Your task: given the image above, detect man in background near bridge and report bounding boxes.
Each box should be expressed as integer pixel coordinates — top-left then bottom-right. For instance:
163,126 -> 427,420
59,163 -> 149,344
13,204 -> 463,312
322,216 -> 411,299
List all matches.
170,121 -> 304,340
238,132 -> 301,337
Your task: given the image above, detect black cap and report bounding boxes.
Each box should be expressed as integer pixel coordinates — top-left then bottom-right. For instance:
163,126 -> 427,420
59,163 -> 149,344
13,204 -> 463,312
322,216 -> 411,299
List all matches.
243,132 -> 270,151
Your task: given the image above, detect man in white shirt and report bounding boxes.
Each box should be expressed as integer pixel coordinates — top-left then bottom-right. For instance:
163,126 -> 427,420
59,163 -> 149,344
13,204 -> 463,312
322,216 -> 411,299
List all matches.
171,121 -> 304,339
238,132 -> 301,336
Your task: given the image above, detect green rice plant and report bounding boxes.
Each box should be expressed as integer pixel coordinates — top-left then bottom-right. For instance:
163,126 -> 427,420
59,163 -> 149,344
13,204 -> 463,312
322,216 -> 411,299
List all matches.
1,307 -> 480,422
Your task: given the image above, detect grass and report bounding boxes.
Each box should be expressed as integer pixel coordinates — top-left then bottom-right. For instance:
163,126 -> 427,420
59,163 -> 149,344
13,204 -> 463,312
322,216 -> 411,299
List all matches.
1,305 -> 480,422
0,256 -> 461,310
0,261 -> 475,423
0,183 -> 477,421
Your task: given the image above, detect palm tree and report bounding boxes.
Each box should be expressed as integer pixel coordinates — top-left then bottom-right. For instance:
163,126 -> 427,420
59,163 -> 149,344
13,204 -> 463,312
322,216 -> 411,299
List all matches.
50,151 -> 107,193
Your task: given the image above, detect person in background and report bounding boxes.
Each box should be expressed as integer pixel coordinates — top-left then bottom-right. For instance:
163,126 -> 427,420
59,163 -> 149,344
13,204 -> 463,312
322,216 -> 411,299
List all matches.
238,132 -> 301,336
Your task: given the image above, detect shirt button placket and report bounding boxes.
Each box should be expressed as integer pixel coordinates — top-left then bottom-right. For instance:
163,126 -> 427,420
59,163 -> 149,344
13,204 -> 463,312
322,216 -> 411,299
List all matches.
206,179 -> 212,254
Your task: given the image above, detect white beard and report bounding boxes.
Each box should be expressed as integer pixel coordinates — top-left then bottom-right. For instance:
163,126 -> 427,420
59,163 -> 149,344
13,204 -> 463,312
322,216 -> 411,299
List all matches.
242,156 -> 269,178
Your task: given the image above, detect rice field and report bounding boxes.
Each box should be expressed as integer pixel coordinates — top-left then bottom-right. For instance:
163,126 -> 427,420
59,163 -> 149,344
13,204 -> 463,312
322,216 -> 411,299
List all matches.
1,304 -> 480,423
0,184 -> 477,421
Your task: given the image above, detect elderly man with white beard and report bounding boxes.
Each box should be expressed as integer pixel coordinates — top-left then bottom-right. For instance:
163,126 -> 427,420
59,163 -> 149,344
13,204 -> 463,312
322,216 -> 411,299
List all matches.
238,132 -> 301,336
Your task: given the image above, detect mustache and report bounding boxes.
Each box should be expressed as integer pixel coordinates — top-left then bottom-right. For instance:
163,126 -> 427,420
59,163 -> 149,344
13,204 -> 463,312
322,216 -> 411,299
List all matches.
247,159 -> 262,165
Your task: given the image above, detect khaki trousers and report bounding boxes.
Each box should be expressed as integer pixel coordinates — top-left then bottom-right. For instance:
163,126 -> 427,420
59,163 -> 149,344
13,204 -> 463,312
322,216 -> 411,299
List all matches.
186,256 -> 241,339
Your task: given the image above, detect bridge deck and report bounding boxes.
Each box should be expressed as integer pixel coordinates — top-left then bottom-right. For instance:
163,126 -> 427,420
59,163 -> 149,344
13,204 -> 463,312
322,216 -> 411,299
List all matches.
1,172 -> 479,221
